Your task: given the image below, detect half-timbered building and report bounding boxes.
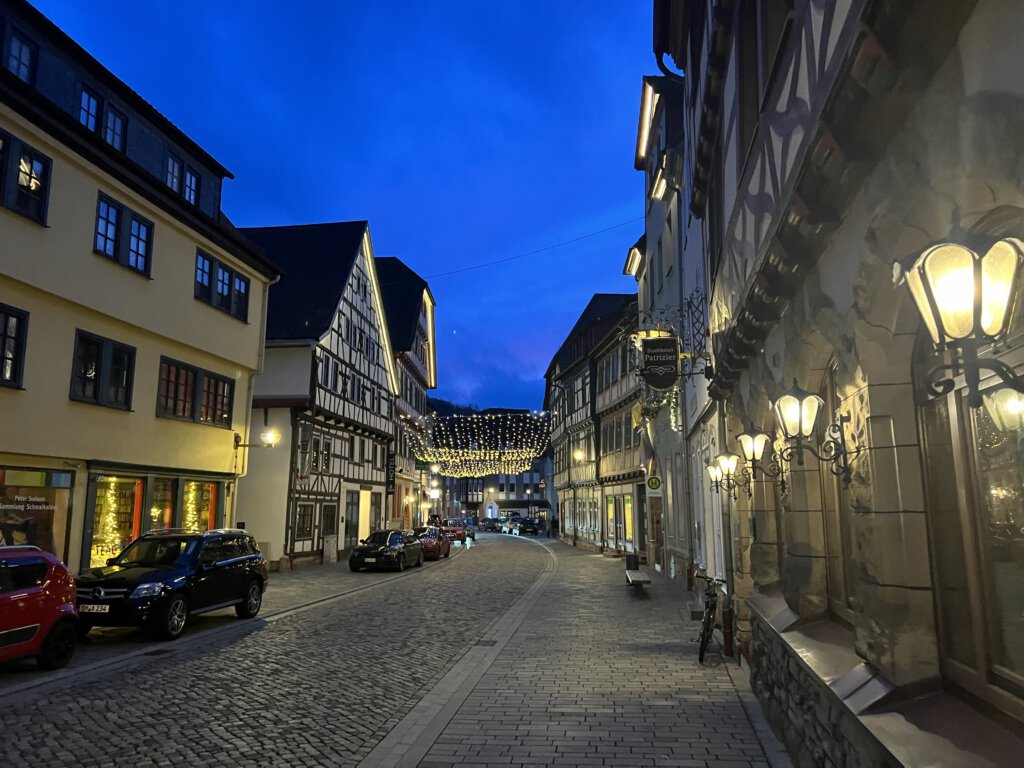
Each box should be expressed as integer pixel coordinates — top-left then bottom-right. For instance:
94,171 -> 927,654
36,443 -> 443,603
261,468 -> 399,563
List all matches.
593,297 -> 644,556
545,294 -> 635,552
376,256 -> 437,530
648,0 -> 1024,762
235,222 -> 398,568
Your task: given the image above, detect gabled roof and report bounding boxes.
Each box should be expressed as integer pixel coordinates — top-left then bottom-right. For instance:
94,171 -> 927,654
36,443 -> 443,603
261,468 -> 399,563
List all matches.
376,257 -> 430,352
545,292 -> 636,380
241,222 -> 368,341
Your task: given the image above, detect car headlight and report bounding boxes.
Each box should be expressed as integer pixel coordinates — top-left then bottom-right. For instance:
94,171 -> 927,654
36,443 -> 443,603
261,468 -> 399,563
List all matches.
131,583 -> 164,599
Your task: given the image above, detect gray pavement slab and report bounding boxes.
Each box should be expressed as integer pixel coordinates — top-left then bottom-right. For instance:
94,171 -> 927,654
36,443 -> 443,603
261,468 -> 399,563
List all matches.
0,534 -> 789,768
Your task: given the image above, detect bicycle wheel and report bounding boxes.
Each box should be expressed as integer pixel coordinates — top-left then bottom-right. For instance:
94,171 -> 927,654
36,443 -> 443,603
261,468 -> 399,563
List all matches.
697,606 -> 714,662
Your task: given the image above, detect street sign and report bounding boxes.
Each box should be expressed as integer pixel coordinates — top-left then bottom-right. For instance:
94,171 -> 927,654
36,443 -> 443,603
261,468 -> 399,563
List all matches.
645,474 -> 663,497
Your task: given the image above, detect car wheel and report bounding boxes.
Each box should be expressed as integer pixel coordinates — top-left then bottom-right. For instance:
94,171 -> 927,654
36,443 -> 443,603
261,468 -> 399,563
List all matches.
235,580 -> 263,618
415,551 -> 423,567
37,620 -> 77,670
444,549 -> 450,558
350,563 -> 361,572
77,620 -> 93,639
150,594 -> 188,640
395,555 -> 405,572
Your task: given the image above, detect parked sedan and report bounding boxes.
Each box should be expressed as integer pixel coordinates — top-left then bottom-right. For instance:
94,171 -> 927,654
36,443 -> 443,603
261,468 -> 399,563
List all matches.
349,530 -> 423,572
414,526 -> 451,560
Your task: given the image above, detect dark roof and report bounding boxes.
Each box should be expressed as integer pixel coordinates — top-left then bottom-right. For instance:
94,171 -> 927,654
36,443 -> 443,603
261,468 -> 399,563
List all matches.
550,293 -> 636,372
14,0 -> 232,178
240,222 -> 368,341
375,257 -> 430,353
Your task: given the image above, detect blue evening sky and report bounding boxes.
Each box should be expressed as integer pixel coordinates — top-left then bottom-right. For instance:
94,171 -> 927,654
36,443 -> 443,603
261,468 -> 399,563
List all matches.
35,1 -> 650,409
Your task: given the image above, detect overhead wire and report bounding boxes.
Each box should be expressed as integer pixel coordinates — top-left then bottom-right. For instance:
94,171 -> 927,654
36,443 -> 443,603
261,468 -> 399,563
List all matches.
424,216 -> 644,279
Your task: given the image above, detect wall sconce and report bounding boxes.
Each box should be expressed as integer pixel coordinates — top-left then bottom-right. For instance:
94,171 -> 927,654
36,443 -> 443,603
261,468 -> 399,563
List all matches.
736,423 -> 786,493
771,379 -> 858,488
572,448 -> 585,462
234,429 -> 281,449
706,451 -> 749,500
650,151 -> 683,201
895,231 -> 1024,407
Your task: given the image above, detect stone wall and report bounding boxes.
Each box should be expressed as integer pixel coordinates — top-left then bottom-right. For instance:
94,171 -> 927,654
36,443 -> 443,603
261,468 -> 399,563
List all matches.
750,615 -> 899,768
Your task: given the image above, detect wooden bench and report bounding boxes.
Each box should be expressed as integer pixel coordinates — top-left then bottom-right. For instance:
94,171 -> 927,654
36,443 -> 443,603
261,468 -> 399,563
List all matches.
625,569 -> 651,596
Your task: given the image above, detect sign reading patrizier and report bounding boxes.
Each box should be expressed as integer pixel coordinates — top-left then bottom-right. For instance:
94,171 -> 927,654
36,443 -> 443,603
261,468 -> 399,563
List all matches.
640,335 -> 679,391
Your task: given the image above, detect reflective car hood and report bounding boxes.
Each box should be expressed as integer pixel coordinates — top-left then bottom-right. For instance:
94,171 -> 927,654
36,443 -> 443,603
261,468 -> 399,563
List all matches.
352,545 -> 390,555
77,564 -> 189,589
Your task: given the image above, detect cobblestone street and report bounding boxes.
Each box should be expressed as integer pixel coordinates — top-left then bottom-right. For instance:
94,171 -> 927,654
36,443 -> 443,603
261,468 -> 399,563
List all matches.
0,536 -> 787,767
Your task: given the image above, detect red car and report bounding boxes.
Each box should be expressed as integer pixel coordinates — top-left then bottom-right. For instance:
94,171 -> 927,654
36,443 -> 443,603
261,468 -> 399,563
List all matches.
441,518 -> 467,544
0,546 -> 78,670
414,526 -> 451,560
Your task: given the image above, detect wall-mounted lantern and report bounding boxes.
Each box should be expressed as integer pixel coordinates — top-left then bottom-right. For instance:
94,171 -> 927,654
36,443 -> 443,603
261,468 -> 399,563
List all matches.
706,451 -> 749,500
771,379 -> 858,488
736,423 -> 786,493
895,232 -> 1024,407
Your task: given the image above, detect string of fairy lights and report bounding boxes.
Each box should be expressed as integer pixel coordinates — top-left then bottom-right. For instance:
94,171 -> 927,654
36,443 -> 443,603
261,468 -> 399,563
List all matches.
404,411 -> 551,477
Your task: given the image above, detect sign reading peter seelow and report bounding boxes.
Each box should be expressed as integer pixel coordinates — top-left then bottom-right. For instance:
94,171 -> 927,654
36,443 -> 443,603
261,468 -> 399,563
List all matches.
640,336 -> 680,391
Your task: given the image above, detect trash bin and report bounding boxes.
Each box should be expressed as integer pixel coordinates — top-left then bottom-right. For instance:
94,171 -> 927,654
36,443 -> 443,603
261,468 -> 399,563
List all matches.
625,554 -> 640,570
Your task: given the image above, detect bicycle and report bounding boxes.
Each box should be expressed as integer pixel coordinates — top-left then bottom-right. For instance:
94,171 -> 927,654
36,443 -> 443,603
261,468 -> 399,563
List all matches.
694,572 -> 727,663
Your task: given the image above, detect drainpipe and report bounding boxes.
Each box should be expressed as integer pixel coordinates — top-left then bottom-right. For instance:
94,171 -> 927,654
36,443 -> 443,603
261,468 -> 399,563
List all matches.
717,406 -> 736,658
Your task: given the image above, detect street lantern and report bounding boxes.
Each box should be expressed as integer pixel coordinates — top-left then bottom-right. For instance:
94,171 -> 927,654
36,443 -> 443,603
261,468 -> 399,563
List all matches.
715,452 -> 740,477
771,379 -> 859,487
734,423 -> 785,492
736,426 -> 768,464
772,379 -> 823,441
896,233 -> 1024,407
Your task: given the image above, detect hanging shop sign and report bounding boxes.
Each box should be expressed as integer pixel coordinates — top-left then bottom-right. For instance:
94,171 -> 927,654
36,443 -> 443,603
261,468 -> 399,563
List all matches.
640,335 -> 680,391
385,453 -> 396,493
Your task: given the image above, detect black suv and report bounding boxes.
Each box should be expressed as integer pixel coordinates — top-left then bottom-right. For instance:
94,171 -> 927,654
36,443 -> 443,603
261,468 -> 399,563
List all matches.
76,529 -> 268,640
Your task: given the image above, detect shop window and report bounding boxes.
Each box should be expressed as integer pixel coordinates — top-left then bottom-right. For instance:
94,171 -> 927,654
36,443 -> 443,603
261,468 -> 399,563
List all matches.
182,480 -> 216,532
0,468 -> 71,554
915,301 -> 1024,721
90,476 -> 143,566
624,495 -> 634,541
148,478 -> 176,531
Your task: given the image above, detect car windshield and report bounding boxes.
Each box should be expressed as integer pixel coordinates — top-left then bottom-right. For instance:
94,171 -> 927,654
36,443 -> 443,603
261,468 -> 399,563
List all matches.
363,531 -> 391,546
414,527 -> 431,537
115,537 -> 199,567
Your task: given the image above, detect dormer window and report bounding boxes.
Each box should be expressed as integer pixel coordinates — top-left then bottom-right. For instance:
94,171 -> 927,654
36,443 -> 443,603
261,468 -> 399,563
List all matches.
166,155 -> 182,192
184,167 -> 199,205
103,108 -> 125,151
7,32 -> 36,84
79,88 -> 100,132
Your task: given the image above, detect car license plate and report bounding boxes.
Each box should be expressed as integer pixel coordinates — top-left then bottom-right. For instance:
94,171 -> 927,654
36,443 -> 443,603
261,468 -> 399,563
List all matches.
80,604 -> 110,613
364,558 -> 376,563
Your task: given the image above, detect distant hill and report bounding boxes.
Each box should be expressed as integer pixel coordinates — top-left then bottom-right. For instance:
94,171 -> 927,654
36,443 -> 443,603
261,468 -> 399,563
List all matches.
427,397 -> 480,417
